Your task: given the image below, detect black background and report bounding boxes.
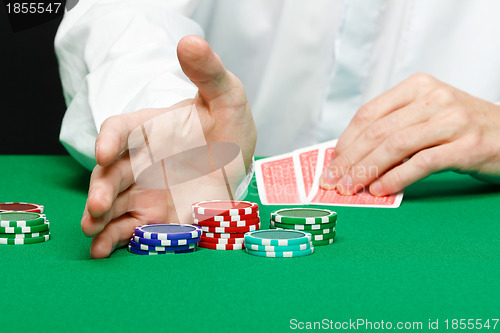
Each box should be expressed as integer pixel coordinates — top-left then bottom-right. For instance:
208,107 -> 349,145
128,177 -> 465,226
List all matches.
0,1 -> 67,154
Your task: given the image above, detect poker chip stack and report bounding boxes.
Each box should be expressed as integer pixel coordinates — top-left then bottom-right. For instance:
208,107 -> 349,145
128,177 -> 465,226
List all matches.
128,224 -> 202,255
192,200 -> 260,250
269,208 -> 337,246
244,229 -> 314,258
0,202 -> 50,245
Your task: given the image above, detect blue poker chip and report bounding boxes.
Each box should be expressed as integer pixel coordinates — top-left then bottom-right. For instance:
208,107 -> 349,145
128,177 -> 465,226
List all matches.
135,224 -> 202,240
133,235 -> 200,247
128,244 -> 196,255
129,239 -> 197,252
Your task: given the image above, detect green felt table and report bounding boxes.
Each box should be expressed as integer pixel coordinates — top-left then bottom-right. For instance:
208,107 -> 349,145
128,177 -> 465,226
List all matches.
0,155 -> 499,333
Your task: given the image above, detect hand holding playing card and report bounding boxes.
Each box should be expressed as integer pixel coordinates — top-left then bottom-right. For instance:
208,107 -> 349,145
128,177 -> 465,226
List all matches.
320,73 -> 500,196
255,140 -> 403,207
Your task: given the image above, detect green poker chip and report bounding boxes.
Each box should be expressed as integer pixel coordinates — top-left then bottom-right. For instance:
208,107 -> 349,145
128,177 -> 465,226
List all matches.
0,212 -> 46,228
310,231 -> 336,241
271,208 -> 337,225
312,237 -> 335,246
244,230 -> 311,246
0,222 -> 50,234
0,230 -> 50,239
0,234 -> 50,245
270,224 -> 335,235
270,219 -> 336,230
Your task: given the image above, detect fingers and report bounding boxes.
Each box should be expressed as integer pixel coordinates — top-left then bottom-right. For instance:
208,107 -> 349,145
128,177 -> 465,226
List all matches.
321,99 -> 433,188
333,73 -> 437,160
90,215 -> 143,259
89,188 -> 176,259
88,152 -> 134,215
95,115 -> 132,167
335,121 -> 454,195
96,107 -> 178,167
82,189 -> 132,236
96,101 -> 195,167
177,35 -> 241,103
369,143 -> 458,196
82,153 -> 134,236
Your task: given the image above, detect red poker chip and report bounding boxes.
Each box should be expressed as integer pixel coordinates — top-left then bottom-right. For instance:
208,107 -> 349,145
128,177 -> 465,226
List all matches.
192,200 -> 258,216
193,211 -> 259,222
200,223 -> 260,234
194,217 -> 260,228
200,236 -> 245,244
198,242 -> 245,250
0,202 -> 44,213
202,232 -> 246,239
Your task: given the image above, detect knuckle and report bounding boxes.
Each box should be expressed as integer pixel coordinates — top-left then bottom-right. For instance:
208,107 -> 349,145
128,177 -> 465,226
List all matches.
464,132 -> 483,148
427,86 -> 456,106
337,152 -> 355,168
452,107 -> 472,127
90,164 -> 103,182
352,162 -> 371,181
334,144 -> 344,156
364,122 -> 387,141
329,153 -> 354,177
353,104 -> 375,124
100,116 -> 115,131
414,151 -> 440,172
387,132 -> 411,155
100,114 -> 127,133
387,169 -> 403,189
460,133 -> 483,161
408,72 -> 436,87
438,106 -> 471,134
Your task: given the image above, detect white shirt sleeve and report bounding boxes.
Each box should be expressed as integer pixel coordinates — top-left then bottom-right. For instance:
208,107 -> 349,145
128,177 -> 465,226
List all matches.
55,0 -> 202,170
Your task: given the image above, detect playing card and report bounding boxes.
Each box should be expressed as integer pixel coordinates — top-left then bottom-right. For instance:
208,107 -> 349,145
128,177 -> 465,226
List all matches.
254,153 -> 302,205
293,146 -> 320,199
307,143 -> 404,208
293,139 -> 338,199
255,140 -> 403,208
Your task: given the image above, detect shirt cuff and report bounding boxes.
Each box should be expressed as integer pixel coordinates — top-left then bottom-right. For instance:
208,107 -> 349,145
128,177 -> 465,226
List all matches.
235,157 -> 255,200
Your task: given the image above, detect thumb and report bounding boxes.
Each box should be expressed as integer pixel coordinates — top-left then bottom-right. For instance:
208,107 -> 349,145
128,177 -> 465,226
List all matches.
177,35 -> 236,102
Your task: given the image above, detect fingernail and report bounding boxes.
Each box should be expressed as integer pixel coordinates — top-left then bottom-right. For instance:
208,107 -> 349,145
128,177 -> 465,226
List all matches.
370,180 -> 383,196
336,174 -> 352,195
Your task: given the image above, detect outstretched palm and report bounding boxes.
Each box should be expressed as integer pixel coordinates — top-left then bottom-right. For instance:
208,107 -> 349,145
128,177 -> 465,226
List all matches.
82,36 -> 256,259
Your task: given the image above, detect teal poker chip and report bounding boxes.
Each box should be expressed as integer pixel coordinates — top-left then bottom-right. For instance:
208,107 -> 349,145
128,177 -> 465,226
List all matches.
271,208 -> 337,225
270,219 -> 336,230
244,241 -> 311,252
245,246 -> 314,258
0,212 -> 46,228
244,230 -> 311,246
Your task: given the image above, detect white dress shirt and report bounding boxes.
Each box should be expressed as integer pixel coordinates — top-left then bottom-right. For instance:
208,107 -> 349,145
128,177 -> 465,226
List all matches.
55,0 -> 500,170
